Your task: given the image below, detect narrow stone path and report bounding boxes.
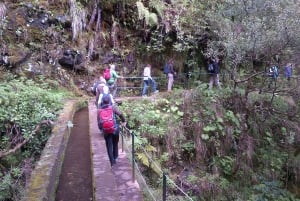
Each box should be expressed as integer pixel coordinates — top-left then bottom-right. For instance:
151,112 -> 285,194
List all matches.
88,101 -> 143,201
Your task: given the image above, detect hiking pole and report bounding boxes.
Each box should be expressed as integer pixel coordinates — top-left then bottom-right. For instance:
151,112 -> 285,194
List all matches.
121,126 -> 124,153
131,130 -> 135,182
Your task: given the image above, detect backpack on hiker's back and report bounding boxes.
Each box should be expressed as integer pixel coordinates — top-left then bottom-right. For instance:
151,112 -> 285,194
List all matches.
207,63 -> 215,73
163,63 -> 170,75
98,93 -> 113,108
103,68 -> 111,81
268,65 -> 279,78
98,105 -> 116,134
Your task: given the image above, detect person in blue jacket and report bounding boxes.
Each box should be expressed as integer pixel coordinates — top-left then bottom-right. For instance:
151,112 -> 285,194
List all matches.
284,63 -> 292,82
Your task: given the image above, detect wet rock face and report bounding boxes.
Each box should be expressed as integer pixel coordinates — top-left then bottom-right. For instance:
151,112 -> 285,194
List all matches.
58,49 -> 86,71
24,3 -> 72,30
0,49 -> 32,69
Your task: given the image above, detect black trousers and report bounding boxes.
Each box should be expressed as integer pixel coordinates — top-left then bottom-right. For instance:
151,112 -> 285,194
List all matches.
103,132 -> 119,166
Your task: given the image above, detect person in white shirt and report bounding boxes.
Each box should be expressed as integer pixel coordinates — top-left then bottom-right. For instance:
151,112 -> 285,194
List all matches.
95,76 -> 107,105
97,85 -> 115,108
142,64 -> 159,96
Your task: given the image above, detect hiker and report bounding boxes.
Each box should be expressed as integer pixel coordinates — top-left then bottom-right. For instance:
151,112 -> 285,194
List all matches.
142,64 -> 159,97
95,76 -> 107,105
106,64 -> 120,97
98,95 -> 126,167
267,64 -> 279,88
208,58 -> 221,90
97,85 -> 115,108
164,59 -> 176,92
284,63 -> 292,82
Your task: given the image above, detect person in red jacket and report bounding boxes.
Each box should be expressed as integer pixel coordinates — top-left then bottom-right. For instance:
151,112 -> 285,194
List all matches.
98,95 -> 126,167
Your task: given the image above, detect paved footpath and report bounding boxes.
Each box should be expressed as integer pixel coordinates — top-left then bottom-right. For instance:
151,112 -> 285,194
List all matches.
88,101 -> 143,201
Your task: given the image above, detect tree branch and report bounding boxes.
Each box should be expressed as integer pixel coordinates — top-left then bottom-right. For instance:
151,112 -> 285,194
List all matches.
234,71 -> 265,88
0,120 -> 53,159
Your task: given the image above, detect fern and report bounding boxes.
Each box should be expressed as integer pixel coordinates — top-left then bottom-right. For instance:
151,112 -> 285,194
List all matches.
148,13 -> 158,26
136,1 -> 158,27
150,0 -> 164,18
136,1 -> 145,20
144,9 -> 150,25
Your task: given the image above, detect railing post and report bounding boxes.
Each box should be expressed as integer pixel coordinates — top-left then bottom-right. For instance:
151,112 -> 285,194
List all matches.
131,131 -> 135,182
121,126 -> 124,153
163,172 -> 167,201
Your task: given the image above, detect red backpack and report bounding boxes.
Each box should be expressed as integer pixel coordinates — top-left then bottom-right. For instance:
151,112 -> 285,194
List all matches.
103,68 -> 111,81
98,106 -> 115,134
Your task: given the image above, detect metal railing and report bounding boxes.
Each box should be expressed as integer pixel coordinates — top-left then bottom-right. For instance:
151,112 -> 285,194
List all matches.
113,72 -> 299,97
120,126 -> 195,201
114,72 -> 214,97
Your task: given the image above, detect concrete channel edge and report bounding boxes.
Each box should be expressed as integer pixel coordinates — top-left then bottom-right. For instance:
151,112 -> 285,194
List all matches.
25,99 -> 87,201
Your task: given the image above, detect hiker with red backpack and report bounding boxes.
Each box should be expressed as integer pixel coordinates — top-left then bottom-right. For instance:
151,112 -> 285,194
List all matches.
104,64 -> 120,97
97,95 -> 126,167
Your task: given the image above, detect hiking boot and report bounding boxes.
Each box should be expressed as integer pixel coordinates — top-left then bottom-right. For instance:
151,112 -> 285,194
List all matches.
111,163 -> 117,171
111,159 -> 116,167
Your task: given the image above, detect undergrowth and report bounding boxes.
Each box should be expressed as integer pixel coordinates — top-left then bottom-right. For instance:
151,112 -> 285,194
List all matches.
0,73 -> 73,201
120,84 -> 300,200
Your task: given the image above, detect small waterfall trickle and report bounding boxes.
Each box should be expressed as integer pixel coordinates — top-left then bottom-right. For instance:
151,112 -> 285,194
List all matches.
69,0 -> 87,41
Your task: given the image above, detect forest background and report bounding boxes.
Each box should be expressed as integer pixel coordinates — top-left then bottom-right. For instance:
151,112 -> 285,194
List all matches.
0,0 -> 299,200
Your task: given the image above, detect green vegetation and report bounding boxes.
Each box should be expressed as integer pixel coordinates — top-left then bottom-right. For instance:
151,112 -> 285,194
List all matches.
0,73 -> 73,200
120,84 -> 300,200
0,0 -> 299,200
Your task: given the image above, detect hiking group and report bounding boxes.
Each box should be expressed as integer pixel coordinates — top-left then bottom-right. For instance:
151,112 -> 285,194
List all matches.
142,58 -> 177,96
92,63 -> 126,167
206,58 -> 294,89
266,62 -> 293,88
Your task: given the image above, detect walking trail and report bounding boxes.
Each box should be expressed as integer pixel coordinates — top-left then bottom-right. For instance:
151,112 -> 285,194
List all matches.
88,100 -> 143,201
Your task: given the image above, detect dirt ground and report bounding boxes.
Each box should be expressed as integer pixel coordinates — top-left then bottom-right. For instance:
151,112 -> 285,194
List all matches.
55,107 -> 93,201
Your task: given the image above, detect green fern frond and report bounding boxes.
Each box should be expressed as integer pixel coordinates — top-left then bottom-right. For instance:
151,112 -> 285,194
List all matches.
136,1 -> 158,27
145,144 -> 157,152
136,152 -> 162,175
136,1 -> 145,20
149,160 -> 162,175
152,1 -> 165,18
144,9 -> 150,25
136,152 -> 149,167
148,13 -> 158,26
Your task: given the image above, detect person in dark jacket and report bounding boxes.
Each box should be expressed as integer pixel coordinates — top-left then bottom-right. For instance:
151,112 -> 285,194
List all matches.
209,58 -> 221,89
98,95 -> 126,167
167,59 -> 176,92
